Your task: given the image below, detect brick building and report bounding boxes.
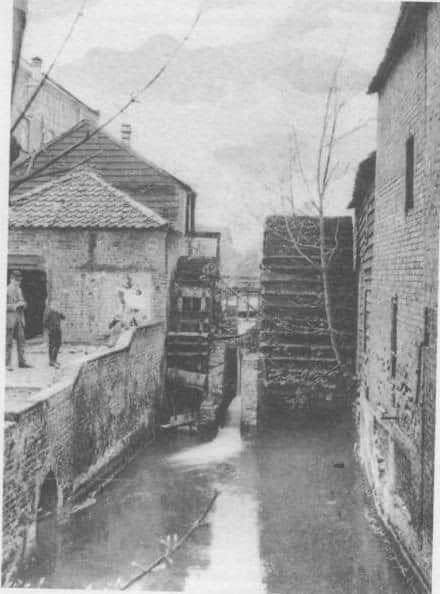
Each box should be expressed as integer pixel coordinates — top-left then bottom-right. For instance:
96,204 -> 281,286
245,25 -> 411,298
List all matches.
349,152 -> 375,372
11,118 -> 195,234
8,168 -> 168,343
352,3 -> 439,589
12,58 -> 99,156
10,118 -> 196,281
9,116 -> 198,333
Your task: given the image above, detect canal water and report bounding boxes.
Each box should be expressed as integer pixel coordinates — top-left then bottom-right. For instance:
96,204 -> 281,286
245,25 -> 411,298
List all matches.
22,397 -> 415,593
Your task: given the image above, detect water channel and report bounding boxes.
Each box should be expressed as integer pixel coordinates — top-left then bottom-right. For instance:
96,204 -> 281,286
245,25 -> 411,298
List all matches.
22,397 -> 416,593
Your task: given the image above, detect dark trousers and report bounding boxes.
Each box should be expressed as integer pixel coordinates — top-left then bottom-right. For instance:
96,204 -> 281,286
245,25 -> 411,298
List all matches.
6,323 -> 26,367
49,331 -> 62,364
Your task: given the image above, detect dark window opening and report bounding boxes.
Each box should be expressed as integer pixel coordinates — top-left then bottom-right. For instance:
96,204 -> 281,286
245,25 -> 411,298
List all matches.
185,196 -> 191,234
38,471 -> 58,516
405,135 -> 414,212
8,268 -> 47,338
190,195 -> 196,233
34,471 -> 58,577
182,296 -> 202,312
184,194 -> 196,234
391,295 -> 398,378
424,306 -> 433,346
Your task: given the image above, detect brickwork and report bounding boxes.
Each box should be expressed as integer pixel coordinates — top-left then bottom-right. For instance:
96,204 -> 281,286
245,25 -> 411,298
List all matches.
356,5 -> 440,589
2,322 -> 164,581
8,228 -> 168,343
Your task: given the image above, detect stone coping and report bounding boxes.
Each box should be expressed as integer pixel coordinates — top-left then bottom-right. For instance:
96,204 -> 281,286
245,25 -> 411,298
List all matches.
4,320 -> 163,421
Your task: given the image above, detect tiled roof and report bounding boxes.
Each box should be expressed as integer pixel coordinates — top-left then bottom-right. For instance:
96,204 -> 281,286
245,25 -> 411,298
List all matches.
9,167 -> 167,229
368,3 -> 431,94
11,119 -> 194,199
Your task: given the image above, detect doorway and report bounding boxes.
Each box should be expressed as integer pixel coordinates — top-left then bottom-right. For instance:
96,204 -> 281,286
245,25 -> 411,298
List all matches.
7,268 -> 47,338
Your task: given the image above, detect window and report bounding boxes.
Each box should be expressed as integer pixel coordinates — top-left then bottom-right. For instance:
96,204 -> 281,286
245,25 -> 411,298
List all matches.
185,194 -> 196,234
185,196 -> 191,234
363,289 -> 370,353
405,135 -> 414,212
182,297 -> 202,312
390,295 -> 398,378
424,306 -> 433,346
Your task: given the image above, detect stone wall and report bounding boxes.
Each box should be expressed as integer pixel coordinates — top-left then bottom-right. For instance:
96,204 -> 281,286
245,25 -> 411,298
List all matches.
2,322 -> 164,581
357,6 -> 440,589
239,353 -> 261,436
8,228 -> 168,343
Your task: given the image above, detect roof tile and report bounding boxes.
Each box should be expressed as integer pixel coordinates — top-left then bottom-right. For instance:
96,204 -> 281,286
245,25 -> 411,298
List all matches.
9,167 -> 167,230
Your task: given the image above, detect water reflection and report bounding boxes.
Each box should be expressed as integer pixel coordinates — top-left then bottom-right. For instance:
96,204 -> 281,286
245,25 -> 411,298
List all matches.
18,397 -> 414,593
173,399 -> 265,592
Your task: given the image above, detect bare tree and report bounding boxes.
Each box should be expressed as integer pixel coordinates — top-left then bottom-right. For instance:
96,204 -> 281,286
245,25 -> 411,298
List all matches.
271,63 -> 368,372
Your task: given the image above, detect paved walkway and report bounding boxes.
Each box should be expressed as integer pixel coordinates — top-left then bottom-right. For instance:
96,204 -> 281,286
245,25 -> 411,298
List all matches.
4,339 -> 106,417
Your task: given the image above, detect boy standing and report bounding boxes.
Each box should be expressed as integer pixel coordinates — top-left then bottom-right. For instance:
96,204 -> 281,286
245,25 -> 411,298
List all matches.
44,301 -> 65,368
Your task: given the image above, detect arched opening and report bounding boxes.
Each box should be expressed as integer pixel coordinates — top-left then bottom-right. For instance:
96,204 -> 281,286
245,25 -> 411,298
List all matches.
32,472 -> 59,579
38,471 -> 58,517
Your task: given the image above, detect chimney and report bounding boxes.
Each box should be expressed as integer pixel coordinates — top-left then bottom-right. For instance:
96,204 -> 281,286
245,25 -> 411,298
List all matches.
30,56 -> 42,81
120,123 -> 132,146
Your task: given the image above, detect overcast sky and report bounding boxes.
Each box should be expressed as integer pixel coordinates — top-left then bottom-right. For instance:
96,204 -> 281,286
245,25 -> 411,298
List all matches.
21,0 -> 399,252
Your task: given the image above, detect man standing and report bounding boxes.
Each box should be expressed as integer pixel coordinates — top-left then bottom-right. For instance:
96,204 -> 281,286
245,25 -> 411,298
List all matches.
6,270 -> 31,370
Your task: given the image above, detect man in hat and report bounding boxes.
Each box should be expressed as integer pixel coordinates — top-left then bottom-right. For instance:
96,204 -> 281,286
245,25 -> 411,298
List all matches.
5,270 -> 31,370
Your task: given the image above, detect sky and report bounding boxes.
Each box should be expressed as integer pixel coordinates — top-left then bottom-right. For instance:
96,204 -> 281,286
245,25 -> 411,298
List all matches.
20,0 -> 400,252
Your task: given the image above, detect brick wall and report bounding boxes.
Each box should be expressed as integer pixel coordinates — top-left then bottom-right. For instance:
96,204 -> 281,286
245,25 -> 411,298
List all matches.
357,6 -> 439,588
8,228 -> 168,343
2,322 -> 164,582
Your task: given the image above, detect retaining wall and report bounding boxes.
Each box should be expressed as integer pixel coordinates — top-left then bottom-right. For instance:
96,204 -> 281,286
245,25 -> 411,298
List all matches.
2,321 -> 165,581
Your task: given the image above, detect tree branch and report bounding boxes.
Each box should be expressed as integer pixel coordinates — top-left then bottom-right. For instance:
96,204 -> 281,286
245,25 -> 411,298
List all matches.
11,0 -> 88,133
10,4 -> 203,193
119,490 -> 219,590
